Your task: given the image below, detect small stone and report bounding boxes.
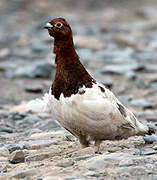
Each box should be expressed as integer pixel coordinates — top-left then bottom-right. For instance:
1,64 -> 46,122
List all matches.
57,160 -> 74,168
12,169 -> 37,179
9,150 -> 25,164
0,147 -> 9,157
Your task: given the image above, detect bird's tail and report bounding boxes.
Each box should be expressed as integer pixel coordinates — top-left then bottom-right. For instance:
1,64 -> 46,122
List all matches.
27,93 -> 51,113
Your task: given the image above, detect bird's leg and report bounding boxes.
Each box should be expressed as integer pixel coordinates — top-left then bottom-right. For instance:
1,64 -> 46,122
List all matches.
79,135 -> 89,148
94,140 -> 101,154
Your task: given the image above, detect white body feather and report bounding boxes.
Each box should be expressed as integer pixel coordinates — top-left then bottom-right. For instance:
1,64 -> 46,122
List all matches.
33,82 -> 149,140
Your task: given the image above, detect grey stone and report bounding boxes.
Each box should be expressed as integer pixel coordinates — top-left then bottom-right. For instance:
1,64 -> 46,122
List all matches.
143,135 -> 157,144
9,150 -> 25,164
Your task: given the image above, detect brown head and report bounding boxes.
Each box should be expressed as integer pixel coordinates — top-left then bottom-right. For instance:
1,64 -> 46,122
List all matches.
44,18 -> 72,41
44,17 -> 95,100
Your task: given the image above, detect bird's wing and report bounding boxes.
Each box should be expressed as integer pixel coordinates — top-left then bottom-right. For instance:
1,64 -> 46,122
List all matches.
69,82 -> 149,136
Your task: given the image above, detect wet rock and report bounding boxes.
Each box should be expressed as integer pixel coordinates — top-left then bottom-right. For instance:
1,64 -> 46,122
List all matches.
0,147 -> 9,157
57,160 -> 74,168
14,62 -> 54,79
24,85 -> 43,93
74,35 -> 104,50
9,150 -> 25,164
12,169 -> 37,179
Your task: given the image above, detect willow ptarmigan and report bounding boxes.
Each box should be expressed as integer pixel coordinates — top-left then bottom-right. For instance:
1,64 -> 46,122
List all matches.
29,17 -> 154,153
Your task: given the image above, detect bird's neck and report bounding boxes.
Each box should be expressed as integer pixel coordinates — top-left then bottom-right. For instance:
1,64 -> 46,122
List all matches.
51,37 -> 95,100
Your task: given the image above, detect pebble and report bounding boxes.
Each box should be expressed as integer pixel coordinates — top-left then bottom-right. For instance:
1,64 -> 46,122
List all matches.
9,150 -> 25,164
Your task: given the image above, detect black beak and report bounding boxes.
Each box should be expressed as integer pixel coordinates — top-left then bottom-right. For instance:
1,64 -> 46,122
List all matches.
44,23 -> 53,30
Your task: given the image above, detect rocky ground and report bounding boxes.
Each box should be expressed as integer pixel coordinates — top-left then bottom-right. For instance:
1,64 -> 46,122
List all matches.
1,0 -> 157,179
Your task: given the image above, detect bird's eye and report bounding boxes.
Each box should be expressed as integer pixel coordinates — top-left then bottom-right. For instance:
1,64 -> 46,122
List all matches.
55,23 -> 63,28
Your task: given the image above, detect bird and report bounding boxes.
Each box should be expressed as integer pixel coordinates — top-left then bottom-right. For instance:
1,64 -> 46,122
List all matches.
29,17 -> 154,153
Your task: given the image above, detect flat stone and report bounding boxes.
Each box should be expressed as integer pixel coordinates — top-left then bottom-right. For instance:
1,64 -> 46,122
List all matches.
9,150 -> 25,164
12,169 -> 37,179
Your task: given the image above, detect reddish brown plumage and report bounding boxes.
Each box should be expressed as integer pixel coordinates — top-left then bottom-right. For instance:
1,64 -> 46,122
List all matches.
46,18 -> 95,100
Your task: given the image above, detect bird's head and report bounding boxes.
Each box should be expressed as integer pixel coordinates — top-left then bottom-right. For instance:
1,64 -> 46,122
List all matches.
44,18 -> 72,40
